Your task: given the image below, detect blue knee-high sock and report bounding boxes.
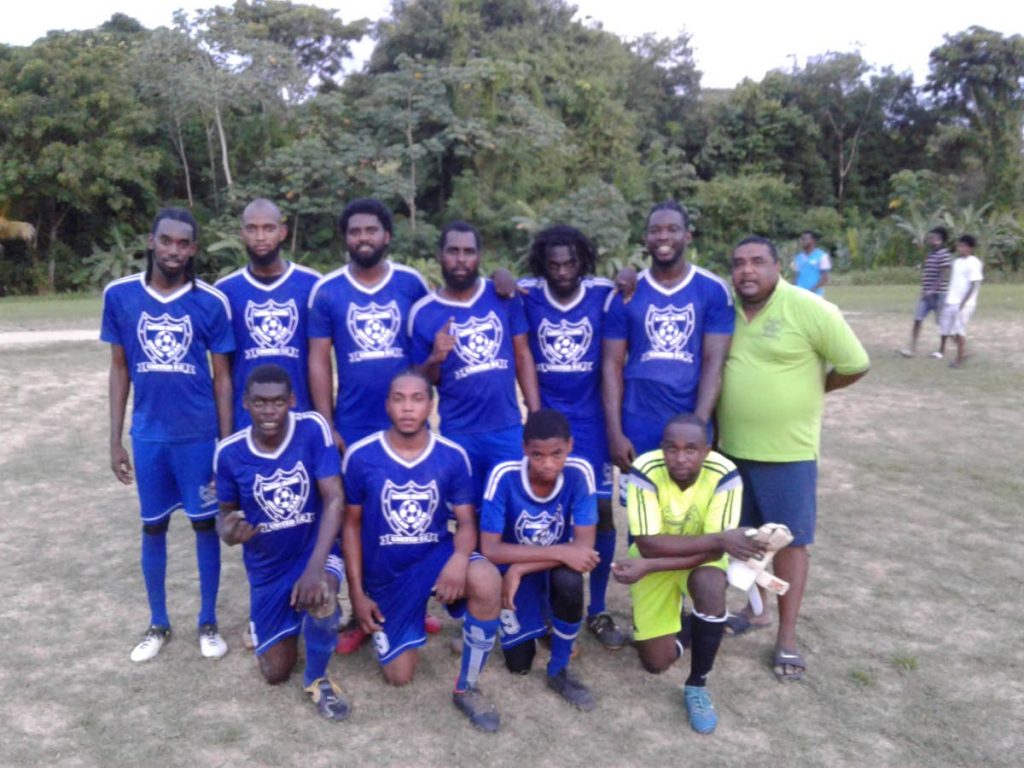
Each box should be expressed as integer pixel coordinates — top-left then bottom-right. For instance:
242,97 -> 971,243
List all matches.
303,608 -> 341,686
141,530 -> 169,628
193,527 -> 221,626
456,611 -> 499,691
547,616 -> 582,677
588,529 -> 617,616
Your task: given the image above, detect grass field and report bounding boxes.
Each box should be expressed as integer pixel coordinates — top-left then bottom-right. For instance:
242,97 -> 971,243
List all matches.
1,285 -> 1022,767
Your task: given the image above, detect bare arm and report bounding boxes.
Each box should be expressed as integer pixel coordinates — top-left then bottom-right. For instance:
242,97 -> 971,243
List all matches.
635,529 -> 764,561
825,367 -> 868,393
814,271 -> 830,292
417,318 -> 455,385
433,501 -> 478,604
694,333 -> 731,424
480,528 -> 599,573
341,502 -> 384,632
612,554 -> 709,584
512,334 -> 541,412
212,352 -> 233,439
601,338 -> 633,471
308,337 -> 344,452
292,475 -> 345,609
108,344 -> 133,484
216,501 -> 259,545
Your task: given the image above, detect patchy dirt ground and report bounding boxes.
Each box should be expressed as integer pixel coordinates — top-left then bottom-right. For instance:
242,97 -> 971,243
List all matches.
1,286 -> 1021,767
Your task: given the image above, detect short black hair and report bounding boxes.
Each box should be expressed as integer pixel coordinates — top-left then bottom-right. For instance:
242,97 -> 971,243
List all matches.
663,412 -> 707,440
801,230 -> 818,240
523,409 -> 572,442
388,367 -> 434,399
439,220 -> 482,252
245,363 -> 293,394
733,235 -> 779,263
528,225 -> 597,278
928,226 -> 949,244
338,198 -> 393,236
957,234 -> 977,248
646,200 -> 690,230
147,207 -> 199,288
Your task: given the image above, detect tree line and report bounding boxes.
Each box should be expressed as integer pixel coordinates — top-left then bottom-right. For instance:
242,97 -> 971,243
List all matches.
1,0 -> 1022,295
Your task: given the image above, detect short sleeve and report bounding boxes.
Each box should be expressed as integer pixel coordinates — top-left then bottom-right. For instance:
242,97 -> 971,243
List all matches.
100,290 -> 122,345
703,279 -> 735,336
214,447 -> 239,505
208,299 -> 235,354
702,466 -> 742,535
311,421 -> 342,481
603,292 -> 627,340
341,452 -> 367,505
819,252 -> 832,270
625,466 -> 662,537
506,292 -> 529,337
569,477 -> 598,529
446,446 -> 475,508
479,471 -> 507,535
812,304 -> 870,375
307,284 -> 332,338
409,309 -> 433,365
968,257 -> 984,282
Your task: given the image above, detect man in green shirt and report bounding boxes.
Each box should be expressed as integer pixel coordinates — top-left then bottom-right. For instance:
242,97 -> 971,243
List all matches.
717,236 -> 869,682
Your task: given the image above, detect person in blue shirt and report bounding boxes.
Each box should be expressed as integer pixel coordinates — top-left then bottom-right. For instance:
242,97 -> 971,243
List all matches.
216,199 -> 321,430
792,230 -> 831,297
102,207 -> 234,663
341,369 -> 504,732
308,198 -> 431,453
480,409 -> 600,711
519,225 -> 626,651
214,364 -> 349,720
409,221 -> 541,504
602,201 -> 734,470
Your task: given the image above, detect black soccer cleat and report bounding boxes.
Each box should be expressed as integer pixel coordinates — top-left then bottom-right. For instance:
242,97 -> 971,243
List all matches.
453,686 -> 500,732
547,667 -> 596,712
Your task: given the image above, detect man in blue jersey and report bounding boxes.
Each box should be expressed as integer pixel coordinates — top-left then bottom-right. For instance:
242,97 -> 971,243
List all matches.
602,201 -> 734,469
342,370 -> 504,732
216,199 -> 321,430
309,198 -> 430,453
519,225 -> 625,651
791,231 -> 831,296
215,364 -> 349,720
409,221 -> 541,503
103,208 -> 234,663
480,409 -> 600,711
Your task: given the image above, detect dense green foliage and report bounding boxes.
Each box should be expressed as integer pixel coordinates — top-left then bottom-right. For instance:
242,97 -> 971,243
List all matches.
1,1 -> 1022,293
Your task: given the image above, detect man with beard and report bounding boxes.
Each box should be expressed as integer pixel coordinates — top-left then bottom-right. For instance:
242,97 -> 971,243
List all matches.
216,199 -> 322,429
602,201 -> 734,471
308,198 -> 430,452
409,221 -> 541,505
517,225 -> 625,651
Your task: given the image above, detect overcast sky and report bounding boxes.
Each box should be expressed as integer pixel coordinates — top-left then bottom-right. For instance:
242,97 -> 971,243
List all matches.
2,0 -> 1017,88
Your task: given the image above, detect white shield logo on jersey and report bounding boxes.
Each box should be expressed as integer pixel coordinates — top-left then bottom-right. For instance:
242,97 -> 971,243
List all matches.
138,312 -> 193,365
645,303 -> 695,353
348,301 -> 401,353
538,317 -> 592,366
245,299 -> 298,349
381,479 -> 439,538
452,312 -> 502,366
514,508 -> 565,546
253,463 -> 310,524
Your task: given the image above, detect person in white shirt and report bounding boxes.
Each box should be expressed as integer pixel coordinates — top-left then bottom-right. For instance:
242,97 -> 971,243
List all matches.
939,234 -> 983,369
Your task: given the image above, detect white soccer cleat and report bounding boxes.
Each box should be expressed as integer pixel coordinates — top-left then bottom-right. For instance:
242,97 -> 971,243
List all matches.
130,626 -> 170,663
198,624 -> 228,659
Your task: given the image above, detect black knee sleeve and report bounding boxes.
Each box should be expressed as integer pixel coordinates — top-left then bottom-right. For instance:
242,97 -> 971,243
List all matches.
549,565 -> 584,622
142,519 -> 169,536
597,499 -> 616,534
190,517 -> 216,533
503,639 -> 536,675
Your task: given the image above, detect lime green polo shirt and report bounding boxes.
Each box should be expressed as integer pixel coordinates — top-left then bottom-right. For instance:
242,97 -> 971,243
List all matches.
717,279 -> 869,461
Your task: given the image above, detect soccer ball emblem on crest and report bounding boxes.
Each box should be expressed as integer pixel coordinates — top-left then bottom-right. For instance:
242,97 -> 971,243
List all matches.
137,312 -> 193,364
644,303 -> 695,353
538,318 -> 592,366
246,299 -> 298,349
347,301 -> 400,352
253,464 -> 310,523
514,509 -> 565,547
381,480 -> 439,538
452,311 -> 503,366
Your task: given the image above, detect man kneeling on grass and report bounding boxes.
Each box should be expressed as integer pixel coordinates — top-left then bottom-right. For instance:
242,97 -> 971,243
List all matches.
214,364 -> 349,720
611,414 -> 765,734
341,369 -> 505,732
480,409 -> 600,711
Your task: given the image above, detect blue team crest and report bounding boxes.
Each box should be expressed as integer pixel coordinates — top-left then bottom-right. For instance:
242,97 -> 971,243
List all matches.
453,312 -> 503,366
538,317 -> 592,366
253,463 -> 310,523
645,303 -> 695,353
137,312 -> 193,365
347,301 -> 401,352
381,480 -> 439,538
514,508 -> 565,546
245,299 -> 298,349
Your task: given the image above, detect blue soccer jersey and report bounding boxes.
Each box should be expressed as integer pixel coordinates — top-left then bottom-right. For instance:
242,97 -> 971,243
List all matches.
214,411 -> 341,587
480,457 -> 598,546
408,279 -> 528,434
604,267 -> 734,422
101,273 -> 235,443
308,262 -> 429,439
342,431 -> 474,592
519,277 -> 612,423
215,262 -> 321,429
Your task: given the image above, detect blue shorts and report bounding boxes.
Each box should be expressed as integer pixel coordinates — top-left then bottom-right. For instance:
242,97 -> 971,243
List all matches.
366,540 -> 479,666
732,458 -> 817,547
250,544 -> 344,655
133,439 -> 217,523
914,293 -> 944,322
497,569 -> 552,650
569,417 -> 613,499
443,424 -> 523,505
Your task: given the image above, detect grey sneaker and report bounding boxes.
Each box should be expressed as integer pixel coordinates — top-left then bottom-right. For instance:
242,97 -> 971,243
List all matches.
305,677 -> 350,721
586,612 -> 626,651
547,667 -> 596,711
453,686 -> 500,732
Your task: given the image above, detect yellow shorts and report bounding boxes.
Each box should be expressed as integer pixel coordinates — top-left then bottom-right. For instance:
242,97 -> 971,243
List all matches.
628,544 -> 728,642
